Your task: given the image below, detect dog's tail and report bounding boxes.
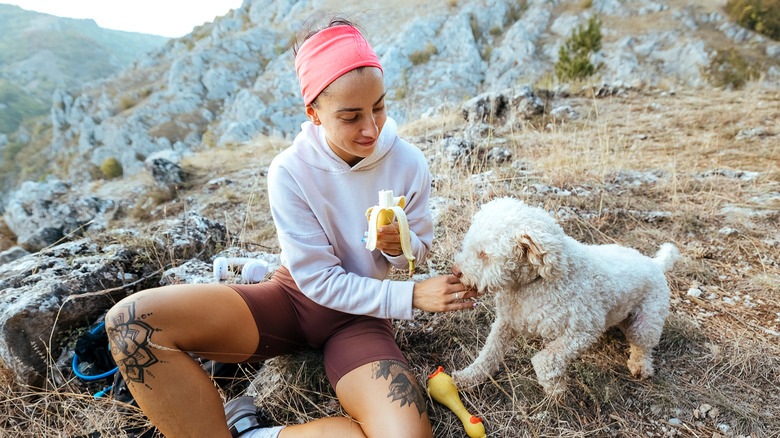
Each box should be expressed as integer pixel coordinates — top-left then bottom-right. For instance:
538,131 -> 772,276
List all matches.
652,243 -> 679,272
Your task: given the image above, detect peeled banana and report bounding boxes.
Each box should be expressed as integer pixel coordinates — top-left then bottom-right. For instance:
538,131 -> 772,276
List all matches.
365,190 -> 415,277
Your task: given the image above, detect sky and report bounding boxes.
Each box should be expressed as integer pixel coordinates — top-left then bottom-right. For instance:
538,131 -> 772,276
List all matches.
5,0 -> 244,38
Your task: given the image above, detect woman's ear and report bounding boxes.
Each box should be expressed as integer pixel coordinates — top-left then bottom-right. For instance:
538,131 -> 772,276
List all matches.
305,105 -> 321,125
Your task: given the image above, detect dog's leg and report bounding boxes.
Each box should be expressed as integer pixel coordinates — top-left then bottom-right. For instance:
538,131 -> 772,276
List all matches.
451,316 -> 516,389
531,333 -> 598,398
624,297 -> 668,379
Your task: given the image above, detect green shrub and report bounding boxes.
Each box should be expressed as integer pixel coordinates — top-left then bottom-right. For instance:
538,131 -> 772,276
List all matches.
120,95 -> 136,111
727,0 -> 780,41
469,14 -> 480,42
704,48 -> 760,88
409,43 -> 438,65
507,1 -> 528,24
483,44 -> 493,61
555,16 -> 603,82
100,157 -> 123,179
201,128 -> 217,148
394,68 -> 409,100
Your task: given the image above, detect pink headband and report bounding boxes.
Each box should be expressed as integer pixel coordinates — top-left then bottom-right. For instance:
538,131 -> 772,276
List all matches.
295,25 -> 383,106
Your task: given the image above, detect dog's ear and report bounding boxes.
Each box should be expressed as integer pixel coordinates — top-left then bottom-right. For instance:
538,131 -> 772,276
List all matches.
515,231 -> 563,279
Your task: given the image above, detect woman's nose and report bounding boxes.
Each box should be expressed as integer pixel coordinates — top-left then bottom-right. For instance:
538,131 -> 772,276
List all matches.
361,115 -> 378,137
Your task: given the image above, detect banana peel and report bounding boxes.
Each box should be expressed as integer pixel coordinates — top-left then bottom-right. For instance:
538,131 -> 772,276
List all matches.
365,190 -> 415,277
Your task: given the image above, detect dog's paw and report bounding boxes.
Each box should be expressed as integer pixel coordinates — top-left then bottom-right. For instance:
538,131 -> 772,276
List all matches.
539,378 -> 567,400
628,359 -> 655,379
450,369 -> 482,389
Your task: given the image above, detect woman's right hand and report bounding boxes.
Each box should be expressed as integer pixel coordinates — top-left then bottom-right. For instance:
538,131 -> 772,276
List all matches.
412,275 -> 480,313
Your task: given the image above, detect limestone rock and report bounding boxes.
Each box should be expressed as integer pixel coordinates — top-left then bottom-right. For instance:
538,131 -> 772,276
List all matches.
2,178 -> 115,252
144,150 -> 185,187
0,239 -> 143,386
461,85 -> 544,128
0,246 -> 29,265
0,211 -> 226,386
160,259 -> 215,285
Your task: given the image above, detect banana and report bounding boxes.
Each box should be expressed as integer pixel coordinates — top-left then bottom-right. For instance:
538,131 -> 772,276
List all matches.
365,190 -> 415,277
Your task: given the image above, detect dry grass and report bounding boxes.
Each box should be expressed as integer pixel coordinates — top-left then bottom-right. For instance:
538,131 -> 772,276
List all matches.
2,87 -> 779,437
408,86 -> 779,437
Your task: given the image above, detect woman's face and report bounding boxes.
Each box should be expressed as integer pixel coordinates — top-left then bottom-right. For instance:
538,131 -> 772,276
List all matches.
306,67 -> 387,167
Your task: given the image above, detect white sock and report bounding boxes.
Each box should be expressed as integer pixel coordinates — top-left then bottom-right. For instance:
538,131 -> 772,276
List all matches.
242,426 -> 284,438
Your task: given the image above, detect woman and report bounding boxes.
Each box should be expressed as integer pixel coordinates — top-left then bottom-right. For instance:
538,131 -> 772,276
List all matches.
105,18 -> 479,438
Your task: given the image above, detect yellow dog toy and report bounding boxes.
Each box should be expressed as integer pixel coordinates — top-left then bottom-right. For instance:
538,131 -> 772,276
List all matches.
365,189 -> 415,277
427,366 -> 486,438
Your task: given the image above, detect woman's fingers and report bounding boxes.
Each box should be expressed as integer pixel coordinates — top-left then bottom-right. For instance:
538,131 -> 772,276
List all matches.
376,225 -> 402,255
444,278 -> 480,309
413,275 -> 479,312
452,290 -> 478,301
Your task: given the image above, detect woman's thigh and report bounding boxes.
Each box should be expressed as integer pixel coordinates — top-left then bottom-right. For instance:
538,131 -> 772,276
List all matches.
335,360 -> 433,438
107,283 -> 261,364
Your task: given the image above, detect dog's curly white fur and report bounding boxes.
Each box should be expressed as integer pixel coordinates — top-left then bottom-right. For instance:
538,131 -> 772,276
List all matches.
451,197 -> 679,398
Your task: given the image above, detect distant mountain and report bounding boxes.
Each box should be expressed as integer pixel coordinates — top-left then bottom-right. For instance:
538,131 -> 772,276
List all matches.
0,3 -> 168,134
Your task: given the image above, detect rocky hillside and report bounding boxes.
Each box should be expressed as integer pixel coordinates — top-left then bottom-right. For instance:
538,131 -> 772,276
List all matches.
0,4 -> 167,133
0,1 -> 778,436
0,0 -> 775,200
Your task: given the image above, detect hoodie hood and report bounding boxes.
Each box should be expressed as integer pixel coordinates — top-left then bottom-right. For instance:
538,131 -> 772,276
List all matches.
290,117 -> 398,173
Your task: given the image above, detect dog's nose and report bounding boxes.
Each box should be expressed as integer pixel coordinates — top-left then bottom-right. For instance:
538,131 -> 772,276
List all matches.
451,265 -> 463,278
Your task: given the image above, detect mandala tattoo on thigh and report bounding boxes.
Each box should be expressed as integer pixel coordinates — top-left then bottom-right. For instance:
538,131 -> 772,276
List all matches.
106,301 -> 162,388
372,360 -> 426,417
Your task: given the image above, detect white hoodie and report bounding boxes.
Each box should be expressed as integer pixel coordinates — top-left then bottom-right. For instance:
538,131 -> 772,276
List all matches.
267,117 -> 432,320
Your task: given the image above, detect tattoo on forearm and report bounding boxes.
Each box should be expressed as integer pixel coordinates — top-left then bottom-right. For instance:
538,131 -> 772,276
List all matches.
106,301 -> 162,389
372,360 -> 426,417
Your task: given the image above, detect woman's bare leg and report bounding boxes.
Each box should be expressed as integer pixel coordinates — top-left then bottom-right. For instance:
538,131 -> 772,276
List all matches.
277,417 -> 365,437
334,360 -> 433,438
271,360 -> 431,437
105,284 -> 260,438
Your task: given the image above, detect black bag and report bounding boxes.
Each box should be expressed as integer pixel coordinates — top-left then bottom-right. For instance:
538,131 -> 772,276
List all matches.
73,322 -> 117,379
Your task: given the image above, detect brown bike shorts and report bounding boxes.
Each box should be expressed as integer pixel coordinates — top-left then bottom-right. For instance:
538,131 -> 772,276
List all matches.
228,266 -> 407,388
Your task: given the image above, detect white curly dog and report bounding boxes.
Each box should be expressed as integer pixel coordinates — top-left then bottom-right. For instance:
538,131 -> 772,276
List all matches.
451,197 -> 679,398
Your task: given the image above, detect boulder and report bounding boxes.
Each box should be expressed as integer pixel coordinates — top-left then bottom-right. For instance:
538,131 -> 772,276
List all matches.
2,178 -> 115,252
0,211 -> 227,386
0,239 -> 145,387
160,259 -> 215,285
144,150 -> 185,187
0,246 -> 29,265
461,85 -> 544,128
438,137 -> 477,167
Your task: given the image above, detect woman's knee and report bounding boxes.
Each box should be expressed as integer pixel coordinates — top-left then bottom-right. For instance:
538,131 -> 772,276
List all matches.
105,287 -> 170,340
361,412 -> 432,438
337,361 -> 433,438
105,288 -> 171,353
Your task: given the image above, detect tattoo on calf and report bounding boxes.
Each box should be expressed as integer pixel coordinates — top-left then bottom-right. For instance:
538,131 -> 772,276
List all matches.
372,360 -> 426,417
106,301 -> 163,389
